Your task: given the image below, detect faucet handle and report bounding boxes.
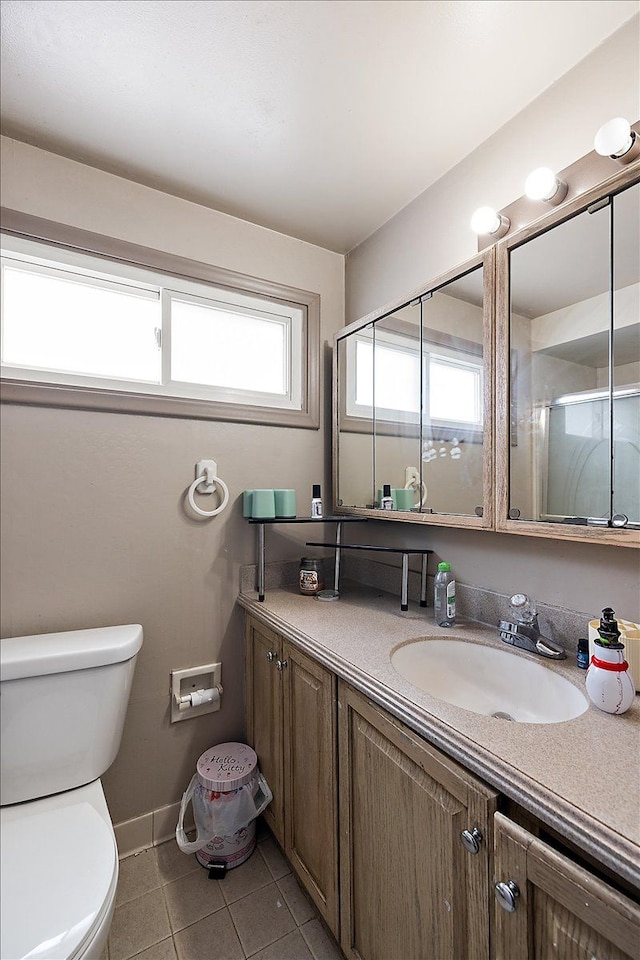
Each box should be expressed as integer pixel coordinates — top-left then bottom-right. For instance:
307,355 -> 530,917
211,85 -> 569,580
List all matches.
510,594 -> 537,623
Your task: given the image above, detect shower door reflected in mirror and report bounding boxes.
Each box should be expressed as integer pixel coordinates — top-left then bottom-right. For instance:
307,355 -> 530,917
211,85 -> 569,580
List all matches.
508,182 -> 639,527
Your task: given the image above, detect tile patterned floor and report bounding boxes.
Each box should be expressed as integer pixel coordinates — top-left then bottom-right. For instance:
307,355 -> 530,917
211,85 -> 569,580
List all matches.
105,823 -> 344,960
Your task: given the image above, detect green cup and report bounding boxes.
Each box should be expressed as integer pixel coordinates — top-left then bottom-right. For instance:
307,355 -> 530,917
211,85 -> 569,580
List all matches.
242,490 -> 255,518
274,489 -> 296,518
251,489 -> 276,519
394,488 -> 415,511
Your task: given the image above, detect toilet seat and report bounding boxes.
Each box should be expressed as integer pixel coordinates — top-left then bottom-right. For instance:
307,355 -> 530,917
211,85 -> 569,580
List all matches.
1,781 -> 118,960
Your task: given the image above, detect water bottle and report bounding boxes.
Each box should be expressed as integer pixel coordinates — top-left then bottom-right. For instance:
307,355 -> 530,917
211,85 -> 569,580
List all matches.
434,562 -> 456,627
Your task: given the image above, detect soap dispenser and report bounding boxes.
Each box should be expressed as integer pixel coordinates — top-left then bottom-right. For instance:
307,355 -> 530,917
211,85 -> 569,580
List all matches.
585,608 -> 635,715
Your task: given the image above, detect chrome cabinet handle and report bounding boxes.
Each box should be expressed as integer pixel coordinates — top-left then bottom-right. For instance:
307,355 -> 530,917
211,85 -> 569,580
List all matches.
495,880 -> 520,913
266,651 -> 277,662
276,659 -> 288,671
460,827 -> 483,854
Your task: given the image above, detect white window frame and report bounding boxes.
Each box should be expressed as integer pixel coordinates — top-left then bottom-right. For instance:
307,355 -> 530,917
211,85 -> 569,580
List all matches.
0,219 -> 319,429
344,324 -> 483,438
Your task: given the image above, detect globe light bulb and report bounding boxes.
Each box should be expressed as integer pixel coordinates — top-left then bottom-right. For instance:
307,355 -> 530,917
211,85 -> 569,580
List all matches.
470,206 -> 500,235
524,167 -> 568,205
470,206 -> 510,239
525,167 -> 557,201
594,117 -> 633,158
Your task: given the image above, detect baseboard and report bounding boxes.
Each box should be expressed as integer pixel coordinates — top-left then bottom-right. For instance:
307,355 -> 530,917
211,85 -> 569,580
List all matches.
114,800 -> 195,859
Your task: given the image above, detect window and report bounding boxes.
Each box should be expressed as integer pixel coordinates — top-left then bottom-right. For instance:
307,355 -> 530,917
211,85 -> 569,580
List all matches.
427,352 -> 483,428
1,231 -> 318,427
345,325 -> 483,437
353,335 -> 421,418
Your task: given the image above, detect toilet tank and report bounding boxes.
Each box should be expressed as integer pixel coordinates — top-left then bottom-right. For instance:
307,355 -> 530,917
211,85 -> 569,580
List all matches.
0,624 -> 143,806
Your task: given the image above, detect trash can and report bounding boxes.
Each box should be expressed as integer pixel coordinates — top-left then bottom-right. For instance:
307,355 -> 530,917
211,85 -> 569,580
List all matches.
176,742 -> 272,871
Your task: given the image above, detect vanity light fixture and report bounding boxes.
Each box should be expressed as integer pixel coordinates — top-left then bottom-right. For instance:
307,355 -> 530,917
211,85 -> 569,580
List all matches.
524,167 -> 568,205
470,206 -> 510,239
594,117 -> 640,165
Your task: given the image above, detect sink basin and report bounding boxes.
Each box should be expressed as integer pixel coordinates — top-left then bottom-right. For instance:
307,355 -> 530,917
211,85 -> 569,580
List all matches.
391,638 -> 588,723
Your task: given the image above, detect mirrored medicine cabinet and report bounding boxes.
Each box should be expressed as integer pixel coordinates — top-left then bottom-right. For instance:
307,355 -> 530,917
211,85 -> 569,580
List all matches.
334,249 -> 495,530
495,170 -> 639,545
334,161 -> 640,547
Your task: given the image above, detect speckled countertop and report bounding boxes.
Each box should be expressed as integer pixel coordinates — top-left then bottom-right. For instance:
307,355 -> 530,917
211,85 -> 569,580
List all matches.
238,582 -> 640,890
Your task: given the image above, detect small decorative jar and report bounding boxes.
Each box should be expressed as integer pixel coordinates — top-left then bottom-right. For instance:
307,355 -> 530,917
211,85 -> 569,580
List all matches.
585,608 -> 636,715
299,558 -> 324,596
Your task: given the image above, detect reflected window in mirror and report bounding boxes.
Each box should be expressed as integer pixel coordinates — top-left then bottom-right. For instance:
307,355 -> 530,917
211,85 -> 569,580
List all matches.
372,304 -> 422,509
419,266 -> 485,516
335,254 -> 492,522
337,324 -> 375,508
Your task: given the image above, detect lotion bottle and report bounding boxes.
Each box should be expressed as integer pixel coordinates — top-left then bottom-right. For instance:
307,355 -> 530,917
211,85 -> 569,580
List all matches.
381,484 -> 394,510
311,484 -> 323,519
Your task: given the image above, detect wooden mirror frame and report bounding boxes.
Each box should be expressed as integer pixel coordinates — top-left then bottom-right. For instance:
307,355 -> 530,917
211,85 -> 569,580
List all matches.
494,161 -> 640,548
332,247 -> 496,530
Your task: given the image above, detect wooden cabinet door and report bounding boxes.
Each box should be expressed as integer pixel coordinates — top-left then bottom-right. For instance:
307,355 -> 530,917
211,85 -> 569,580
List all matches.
246,617 -> 284,844
283,641 -> 339,935
493,812 -> 640,960
338,682 -> 497,960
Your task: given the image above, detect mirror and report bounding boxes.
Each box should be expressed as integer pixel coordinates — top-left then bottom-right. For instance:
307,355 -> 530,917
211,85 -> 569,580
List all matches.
373,302 -> 422,510
337,323 -> 374,508
419,266 -> 485,515
508,181 -> 639,527
336,259 -> 489,520
613,182 -> 640,525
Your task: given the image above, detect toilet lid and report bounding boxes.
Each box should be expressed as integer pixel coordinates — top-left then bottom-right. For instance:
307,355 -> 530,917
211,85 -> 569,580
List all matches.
1,801 -> 116,960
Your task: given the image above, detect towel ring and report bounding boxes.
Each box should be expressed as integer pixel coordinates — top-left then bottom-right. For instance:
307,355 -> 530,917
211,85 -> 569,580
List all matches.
187,473 -> 230,518
404,478 -> 427,509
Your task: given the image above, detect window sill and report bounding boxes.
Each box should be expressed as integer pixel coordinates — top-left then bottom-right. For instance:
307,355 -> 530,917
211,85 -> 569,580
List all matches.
0,378 -> 320,429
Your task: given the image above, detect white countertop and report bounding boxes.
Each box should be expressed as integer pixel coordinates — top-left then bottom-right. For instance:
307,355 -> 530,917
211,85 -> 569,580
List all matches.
238,581 -> 640,889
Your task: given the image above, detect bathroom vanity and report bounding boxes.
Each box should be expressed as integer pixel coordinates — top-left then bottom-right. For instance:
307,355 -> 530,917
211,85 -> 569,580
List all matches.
240,585 -> 640,960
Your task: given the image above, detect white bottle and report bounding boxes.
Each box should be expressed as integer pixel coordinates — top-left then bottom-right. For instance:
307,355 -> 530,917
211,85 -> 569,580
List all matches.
434,562 -> 456,627
586,608 -> 635,715
311,484 -> 323,519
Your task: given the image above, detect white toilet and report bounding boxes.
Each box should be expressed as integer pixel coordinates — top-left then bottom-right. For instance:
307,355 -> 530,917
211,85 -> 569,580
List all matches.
0,624 -> 143,960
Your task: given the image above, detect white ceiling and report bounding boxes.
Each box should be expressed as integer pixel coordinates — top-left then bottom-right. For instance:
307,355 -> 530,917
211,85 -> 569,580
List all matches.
1,0 -> 638,253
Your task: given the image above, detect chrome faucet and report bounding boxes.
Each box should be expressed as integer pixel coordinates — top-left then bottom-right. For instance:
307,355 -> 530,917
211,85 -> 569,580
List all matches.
498,594 -> 566,660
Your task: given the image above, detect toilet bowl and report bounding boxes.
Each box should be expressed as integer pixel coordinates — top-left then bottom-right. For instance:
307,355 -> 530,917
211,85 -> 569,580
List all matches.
1,781 -> 118,960
0,624 -> 143,960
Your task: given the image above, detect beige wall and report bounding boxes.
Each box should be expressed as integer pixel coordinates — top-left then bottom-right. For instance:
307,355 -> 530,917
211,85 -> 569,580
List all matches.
346,17 -> 639,320
0,138 -> 344,824
345,19 -> 640,620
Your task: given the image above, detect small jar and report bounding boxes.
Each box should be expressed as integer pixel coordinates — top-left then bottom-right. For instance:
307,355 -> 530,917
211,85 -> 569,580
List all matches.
299,558 -> 324,595
576,638 -> 589,669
